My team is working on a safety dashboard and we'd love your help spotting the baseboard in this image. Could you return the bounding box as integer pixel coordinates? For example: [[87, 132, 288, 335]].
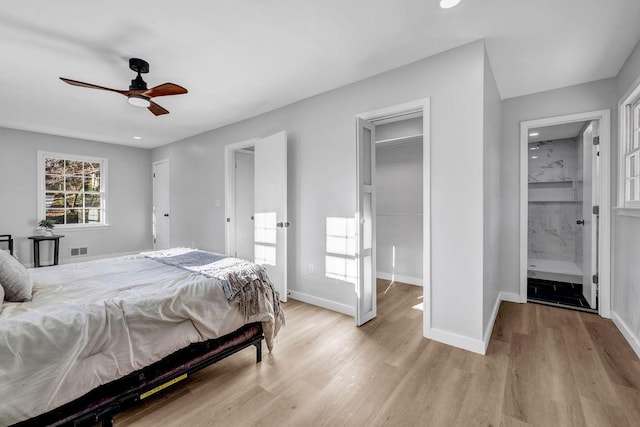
[[500, 292, 522, 303], [376, 271, 423, 286], [429, 327, 486, 355], [288, 290, 355, 317], [612, 311, 640, 360], [481, 292, 524, 354]]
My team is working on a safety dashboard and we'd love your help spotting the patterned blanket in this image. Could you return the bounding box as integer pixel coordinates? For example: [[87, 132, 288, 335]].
[[142, 248, 285, 350]]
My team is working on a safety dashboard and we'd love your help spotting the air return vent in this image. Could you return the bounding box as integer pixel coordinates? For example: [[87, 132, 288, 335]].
[[70, 247, 88, 257]]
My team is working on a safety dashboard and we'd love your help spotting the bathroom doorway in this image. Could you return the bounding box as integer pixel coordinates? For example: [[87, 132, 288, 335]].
[[520, 110, 611, 316]]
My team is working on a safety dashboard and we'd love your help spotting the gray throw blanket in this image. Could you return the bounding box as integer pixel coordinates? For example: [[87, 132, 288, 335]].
[[143, 248, 285, 350]]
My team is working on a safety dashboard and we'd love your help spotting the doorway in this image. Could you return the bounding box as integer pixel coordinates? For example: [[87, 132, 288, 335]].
[[355, 98, 431, 336], [520, 110, 611, 317], [224, 132, 289, 302], [233, 147, 255, 261], [152, 160, 170, 250], [375, 117, 424, 289]]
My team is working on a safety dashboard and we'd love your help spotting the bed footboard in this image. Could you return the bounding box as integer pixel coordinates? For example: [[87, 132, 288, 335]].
[[12, 323, 264, 427]]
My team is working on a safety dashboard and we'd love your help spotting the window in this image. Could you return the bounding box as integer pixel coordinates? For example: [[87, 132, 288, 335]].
[[621, 88, 640, 208], [325, 217, 357, 285], [624, 101, 640, 204], [37, 151, 108, 227]]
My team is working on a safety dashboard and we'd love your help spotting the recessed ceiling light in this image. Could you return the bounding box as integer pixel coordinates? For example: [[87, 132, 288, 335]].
[[531, 156, 539, 159], [133, 136, 142, 140], [529, 132, 540, 137], [440, 0, 461, 9]]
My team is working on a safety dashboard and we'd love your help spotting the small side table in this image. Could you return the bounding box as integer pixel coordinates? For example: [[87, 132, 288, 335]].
[[0, 234, 13, 255], [28, 235, 65, 268]]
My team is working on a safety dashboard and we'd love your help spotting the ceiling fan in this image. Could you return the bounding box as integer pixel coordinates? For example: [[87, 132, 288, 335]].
[[60, 58, 187, 116]]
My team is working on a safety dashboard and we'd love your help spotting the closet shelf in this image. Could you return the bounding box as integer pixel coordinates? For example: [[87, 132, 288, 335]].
[[529, 200, 579, 203], [528, 180, 574, 186], [375, 134, 423, 147], [377, 213, 423, 217]]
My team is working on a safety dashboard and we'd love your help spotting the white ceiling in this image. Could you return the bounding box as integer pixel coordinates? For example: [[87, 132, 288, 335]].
[[0, 0, 639, 149]]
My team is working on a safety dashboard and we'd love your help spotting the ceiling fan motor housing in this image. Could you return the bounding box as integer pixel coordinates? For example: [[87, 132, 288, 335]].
[[130, 75, 148, 91]]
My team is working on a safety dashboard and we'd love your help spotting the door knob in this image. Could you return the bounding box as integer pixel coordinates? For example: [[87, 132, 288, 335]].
[[576, 220, 584, 225], [164, 213, 170, 217]]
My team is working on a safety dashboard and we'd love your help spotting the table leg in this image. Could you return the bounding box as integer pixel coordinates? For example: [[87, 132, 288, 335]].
[[53, 239, 60, 266], [33, 241, 40, 268]]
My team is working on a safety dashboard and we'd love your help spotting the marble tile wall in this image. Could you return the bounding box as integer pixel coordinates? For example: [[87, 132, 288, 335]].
[[528, 138, 577, 182], [528, 138, 581, 262], [528, 202, 578, 262]]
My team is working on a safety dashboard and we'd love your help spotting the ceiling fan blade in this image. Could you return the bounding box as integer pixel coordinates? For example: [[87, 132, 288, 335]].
[[148, 100, 170, 116], [143, 83, 188, 98], [60, 77, 127, 95]]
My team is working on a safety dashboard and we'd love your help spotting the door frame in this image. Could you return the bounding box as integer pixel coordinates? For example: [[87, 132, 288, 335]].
[[152, 159, 170, 250], [356, 97, 432, 336], [519, 109, 611, 318], [224, 138, 259, 257]]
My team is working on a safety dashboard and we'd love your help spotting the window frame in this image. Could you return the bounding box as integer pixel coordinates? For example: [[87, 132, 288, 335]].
[[37, 151, 109, 229], [620, 85, 640, 209]]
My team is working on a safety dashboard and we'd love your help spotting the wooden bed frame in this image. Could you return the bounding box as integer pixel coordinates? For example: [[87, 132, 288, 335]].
[[12, 323, 264, 427]]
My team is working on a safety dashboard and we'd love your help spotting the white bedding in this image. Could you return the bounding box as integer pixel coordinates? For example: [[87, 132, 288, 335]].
[[0, 253, 268, 425]]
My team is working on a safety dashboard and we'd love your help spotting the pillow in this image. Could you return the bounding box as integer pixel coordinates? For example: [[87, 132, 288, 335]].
[[0, 250, 32, 302]]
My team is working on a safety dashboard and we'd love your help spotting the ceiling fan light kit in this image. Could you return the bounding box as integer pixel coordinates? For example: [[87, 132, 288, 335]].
[[127, 95, 151, 108], [60, 57, 187, 116]]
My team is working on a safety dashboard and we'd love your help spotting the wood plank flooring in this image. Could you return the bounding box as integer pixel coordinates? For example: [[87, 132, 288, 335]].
[[115, 280, 640, 426]]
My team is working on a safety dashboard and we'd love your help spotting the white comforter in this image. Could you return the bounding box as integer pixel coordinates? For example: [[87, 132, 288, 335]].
[[0, 254, 254, 425]]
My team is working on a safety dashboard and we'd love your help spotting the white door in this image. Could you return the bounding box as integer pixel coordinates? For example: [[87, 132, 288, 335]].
[[581, 121, 599, 308], [254, 132, 288, 302], [356, 118, 377, 325], [234, 151, 255, 261], [153, 160, 171, 250]]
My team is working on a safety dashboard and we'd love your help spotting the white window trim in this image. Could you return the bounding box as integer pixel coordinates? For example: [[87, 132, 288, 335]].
[[37, 151, 109, 229], [618, 81, 640, 209]]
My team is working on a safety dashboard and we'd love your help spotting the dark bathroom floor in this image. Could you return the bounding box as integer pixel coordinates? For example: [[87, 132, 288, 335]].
[[527, 278, 594, 311]]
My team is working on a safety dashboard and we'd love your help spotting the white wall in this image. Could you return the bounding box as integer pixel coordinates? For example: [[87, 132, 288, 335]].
[[152, 40, 487, 348], [613, 39, 640, 357], [0, 128, 152, 265], [375, 140, 423, 285], [482, 48, 503, 343], [499, 79, 616, 297]]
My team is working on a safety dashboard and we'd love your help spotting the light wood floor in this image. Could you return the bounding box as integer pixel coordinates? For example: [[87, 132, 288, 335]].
[[115, 280, 640, 426]]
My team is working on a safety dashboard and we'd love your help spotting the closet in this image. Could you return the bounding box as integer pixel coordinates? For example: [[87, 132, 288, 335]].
[[375, 117, 423, 287]]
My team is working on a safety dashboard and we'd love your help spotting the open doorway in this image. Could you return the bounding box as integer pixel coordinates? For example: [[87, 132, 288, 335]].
[[224, 132, 289, 302], [355, 99, 431, 337], [375, 117, 424, 289], [520, 110, 611, 317], [526, 120, 599, 311], [232, 147, 255, 261]]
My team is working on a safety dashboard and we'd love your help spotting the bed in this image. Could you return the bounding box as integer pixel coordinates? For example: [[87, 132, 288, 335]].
[[0, 248, 285, 426]]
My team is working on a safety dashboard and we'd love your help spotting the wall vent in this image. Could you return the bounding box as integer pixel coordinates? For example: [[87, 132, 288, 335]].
[[70, 247, 88, 257]]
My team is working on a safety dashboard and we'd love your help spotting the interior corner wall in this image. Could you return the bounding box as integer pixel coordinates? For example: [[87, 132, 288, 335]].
[[482, 48, 503, 342], [0, 128, 153, 265], [613, 39, 640, 357], [152, 40, 487, 348], [499, 79, 617, 298]]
